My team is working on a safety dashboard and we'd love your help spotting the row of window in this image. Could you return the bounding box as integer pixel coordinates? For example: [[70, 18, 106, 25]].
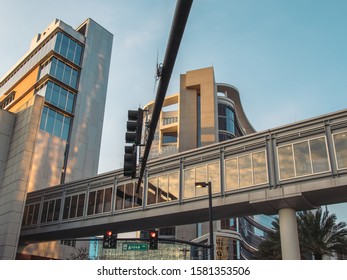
[[37, 81, 75, 113], [162, 132, 178, 144], [148, 173, 179, 205], [218, 103, 235, 135], [0, 91, 15, 109], [162, 117, 178, 126], [22, 132, 347, 225], [277, 137, 330, 180], [0, 32, 56, 95], [39, 57, 79, 89], [40, 106, 71, 140], [54, 32, 83, 65]]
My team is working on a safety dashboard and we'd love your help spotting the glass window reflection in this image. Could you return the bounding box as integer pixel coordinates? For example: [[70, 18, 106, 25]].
[[334, 132, 347, 169]]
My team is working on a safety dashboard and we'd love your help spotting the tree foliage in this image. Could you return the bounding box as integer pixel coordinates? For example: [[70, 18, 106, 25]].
[[255, 208, 347, 260]]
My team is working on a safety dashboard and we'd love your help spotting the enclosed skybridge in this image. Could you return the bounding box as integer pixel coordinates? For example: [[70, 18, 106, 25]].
[[20, 109, 347, 245]]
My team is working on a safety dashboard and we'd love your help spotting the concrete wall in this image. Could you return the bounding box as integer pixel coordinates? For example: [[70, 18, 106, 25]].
[[0, 96, 43, 259], [65, 19, 113, 182], [0, 110, 15, 188]]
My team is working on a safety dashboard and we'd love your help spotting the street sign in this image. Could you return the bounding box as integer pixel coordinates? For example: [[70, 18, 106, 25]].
[[122, 243, 148, 251]]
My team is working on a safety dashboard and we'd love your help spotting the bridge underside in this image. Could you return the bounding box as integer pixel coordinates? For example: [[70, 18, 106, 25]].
[[20, 174, 347, 244]]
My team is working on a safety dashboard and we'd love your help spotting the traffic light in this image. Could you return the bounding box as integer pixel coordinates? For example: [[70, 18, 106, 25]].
[[149, 230, 158, 250], [103, 230, 117, 249], [123, 144, 137, 178], [123, 108, 144, 178], [125, 109, 144, 145]]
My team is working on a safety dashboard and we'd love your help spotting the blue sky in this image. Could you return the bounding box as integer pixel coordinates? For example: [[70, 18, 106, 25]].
[[1, 0, 347, 220]]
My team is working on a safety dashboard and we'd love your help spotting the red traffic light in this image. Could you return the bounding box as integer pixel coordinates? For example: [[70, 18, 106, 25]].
[[106, 230, 112, 237], [150, 231, 157, 238]]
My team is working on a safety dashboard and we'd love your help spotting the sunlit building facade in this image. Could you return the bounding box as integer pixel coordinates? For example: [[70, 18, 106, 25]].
[[143, 67, 272, 259], [0, 18, 113, 259]]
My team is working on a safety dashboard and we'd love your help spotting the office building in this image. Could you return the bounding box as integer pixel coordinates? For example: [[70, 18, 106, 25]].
[[0, 18, 113, 259], [142, 67, 272, 259]]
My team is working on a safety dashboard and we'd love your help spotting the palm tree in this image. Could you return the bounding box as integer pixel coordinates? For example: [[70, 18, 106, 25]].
[[297, 208, 347, 260], [255, 208, 347, 260]]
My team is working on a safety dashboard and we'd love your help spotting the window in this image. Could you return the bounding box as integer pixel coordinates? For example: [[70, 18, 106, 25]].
[[333, 131, 347, 169], [22, 203, 40, 226], [115, 183, 143, 210], [62, 193, 85, 220], [40, 106, 71, 140], [54, 32, 83, 65], [225, 150, 268, 190], [43, 57, 79, 89], [277, 137, 330, 180], [218, 103, 235, 136], [0, 91, 15, 109], [162, 132, 177, 144], [183, 162, 220, 199], [87, 187, 112, 215], [40, 199, 61, 223]]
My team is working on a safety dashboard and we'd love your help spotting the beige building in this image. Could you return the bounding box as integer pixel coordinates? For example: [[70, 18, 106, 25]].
[[143, 67, 270, 259], [0, 18, 113, 259]]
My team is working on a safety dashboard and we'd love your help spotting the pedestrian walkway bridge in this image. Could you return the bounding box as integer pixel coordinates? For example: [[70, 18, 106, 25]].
[[20, 109, 347, 243]]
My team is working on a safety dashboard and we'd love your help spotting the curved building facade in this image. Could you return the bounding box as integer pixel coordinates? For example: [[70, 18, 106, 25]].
[[142, 67, 272, 259]]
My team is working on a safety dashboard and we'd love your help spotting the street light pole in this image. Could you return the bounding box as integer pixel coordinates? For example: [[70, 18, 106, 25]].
[[195, 181, 214, 260]]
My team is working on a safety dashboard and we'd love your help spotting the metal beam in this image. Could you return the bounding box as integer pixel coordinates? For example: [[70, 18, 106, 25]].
[[137, 0, 193, 191]]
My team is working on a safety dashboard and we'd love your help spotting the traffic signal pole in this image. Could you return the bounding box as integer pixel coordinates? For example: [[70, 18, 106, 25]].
[[136, 0, 193, 192]]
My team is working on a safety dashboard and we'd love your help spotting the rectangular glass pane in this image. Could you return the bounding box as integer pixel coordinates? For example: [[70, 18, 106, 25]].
[[47, 201, 54, 222], [74, 44, 83, 65], [103, 188, 112, 212], [278, 145, 295, 180], [147, 177, 158, 205], [134, 185, 143, 207], [46, 108, 55, 134], [225, 158, 238, 190], [124, 183, 133, 209], [95, 189, 104, 214], [334, 132, 347, 169], [66, 92, 74, 113], [40, 106, 48, 131], [51, 83, 60, 106], [69, 195, 78, 218], [32, 203, 40, 225], [62, 66, 71, 85], [168, 172, 179, 201], [293, 141, 312, 176], [77, 194, 85, 217], [41, 201, 48, 223], [208, 162, 220, 193], [195, 166, 207, 196], [87, 191, 96, 215], [58, 88, 67, 110], [115, 185, 124, 210], [53, 113, 63, 137], [184, 168, 195, 199], [67, 39, 76, 61], [53, 199, 61, 221], [56, 60, 64, 81], [62, 117, 70, 140], [252, 151, 268, 185], [27, 205, 34, 225], [310, 137, 329, 173], [239, 154, 252, 187], [158, 175, 168, 203], [70, 69, 78, 89], [63, 197, 71, 219], [61, 35, 69, 57]]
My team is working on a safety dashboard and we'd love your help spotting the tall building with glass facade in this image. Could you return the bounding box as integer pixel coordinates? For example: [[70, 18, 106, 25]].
[[142, 67, 272, 259], [0, 18, 113, 259]]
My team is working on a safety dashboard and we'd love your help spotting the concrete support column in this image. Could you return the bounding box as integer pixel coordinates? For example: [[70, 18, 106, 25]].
[[279, 208, 301, 260]]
